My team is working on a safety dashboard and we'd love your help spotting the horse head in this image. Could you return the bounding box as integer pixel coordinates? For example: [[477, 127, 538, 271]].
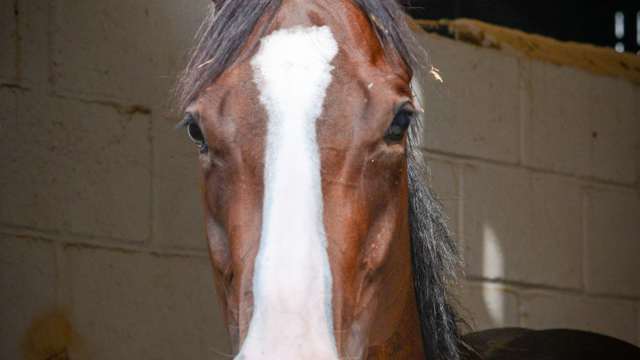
[[176, 1, 460, 358]]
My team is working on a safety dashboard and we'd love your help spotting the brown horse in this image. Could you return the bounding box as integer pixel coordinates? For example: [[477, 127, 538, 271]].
[[175, 1, 640, 359]]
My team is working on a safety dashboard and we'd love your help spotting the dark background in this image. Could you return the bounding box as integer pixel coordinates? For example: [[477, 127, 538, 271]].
[[402, 0, 640, 54]]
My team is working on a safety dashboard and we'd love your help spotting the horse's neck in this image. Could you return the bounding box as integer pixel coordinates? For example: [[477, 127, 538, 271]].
[[367, 278, 425, 359]]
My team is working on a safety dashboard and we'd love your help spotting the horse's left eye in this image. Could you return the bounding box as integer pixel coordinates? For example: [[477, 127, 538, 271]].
[[384, 108, 414, 143]]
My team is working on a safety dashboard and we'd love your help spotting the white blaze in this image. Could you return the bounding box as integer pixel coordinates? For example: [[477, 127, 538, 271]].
[[237, 26, 339, 359]]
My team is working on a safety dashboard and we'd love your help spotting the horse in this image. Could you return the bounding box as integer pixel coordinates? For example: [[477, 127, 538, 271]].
[[174, 1, 640, 359]]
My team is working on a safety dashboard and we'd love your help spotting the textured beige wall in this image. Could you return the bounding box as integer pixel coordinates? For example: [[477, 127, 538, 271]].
[[0, 1, 638, 359], [418, 33, 640, 345]]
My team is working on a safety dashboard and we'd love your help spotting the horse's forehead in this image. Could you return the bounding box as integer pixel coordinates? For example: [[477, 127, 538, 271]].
[[273, 0, 389, 62], [210, 0, 390, 78], [204, 0, 410, 118]]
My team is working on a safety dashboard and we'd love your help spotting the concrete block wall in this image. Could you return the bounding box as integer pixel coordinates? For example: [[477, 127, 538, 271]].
[[0, 1, 230, 359], [0, 2, 638, 359], [419, 33, 640, 345]]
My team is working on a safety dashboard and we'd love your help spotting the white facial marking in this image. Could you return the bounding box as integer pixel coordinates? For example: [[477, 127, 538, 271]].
[[238, 26, 339, 359]]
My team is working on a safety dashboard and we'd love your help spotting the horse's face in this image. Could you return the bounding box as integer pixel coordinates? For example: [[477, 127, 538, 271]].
[[183, 1, 418, 358]]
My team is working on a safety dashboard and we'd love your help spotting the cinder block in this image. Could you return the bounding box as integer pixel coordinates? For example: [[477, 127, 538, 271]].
[[586, 188, 640, 297], [153, 114, 208, 250], [636, 85, 640, 185], [463, 164, 582, 288], [65, 246, 230, 360], [0, 93, 151, 241], [417, 34, 520, 163], [525, 61, 638, 183], [458, 281, 519, 331], [0, 235, 57, 360], [18, 0, 49, 86], [521, 291, 637, 345], [525, 63, 590, 176], [0, 0, 17, 81], [0, 87, 17, 128], [425, 157, 460, 242], [149, 0, 211, 77], [51, 0, 208, 105], [588, 77, 638, 183]]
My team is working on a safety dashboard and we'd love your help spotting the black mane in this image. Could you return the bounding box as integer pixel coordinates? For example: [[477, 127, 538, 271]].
[[176, 1, 463, 359], [407, 125, 463, 360]]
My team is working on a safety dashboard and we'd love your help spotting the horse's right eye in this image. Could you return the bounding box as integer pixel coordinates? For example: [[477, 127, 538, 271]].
[[179, 114, 208, 153], [187, 122, 205, 146]]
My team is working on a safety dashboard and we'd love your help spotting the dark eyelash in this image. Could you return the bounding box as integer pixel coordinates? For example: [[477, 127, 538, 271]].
[[176, 113, 196, 130]]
